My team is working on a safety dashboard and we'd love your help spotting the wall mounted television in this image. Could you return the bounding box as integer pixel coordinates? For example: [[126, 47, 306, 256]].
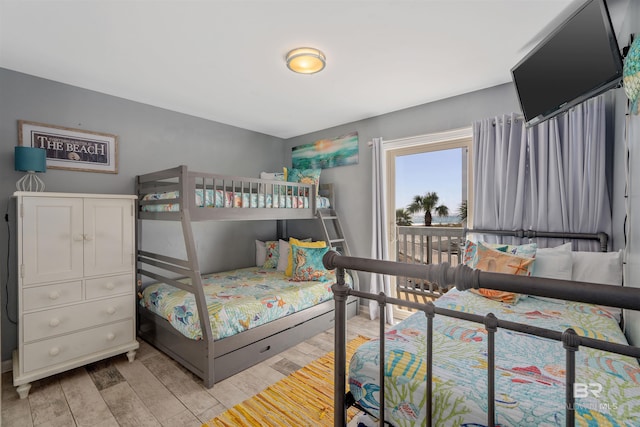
[[511, 0, 623, 127]]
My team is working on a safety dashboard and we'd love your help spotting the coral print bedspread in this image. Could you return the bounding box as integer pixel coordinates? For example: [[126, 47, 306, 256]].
[[141, 189, 331, 211], [349, 289, 640, 426], [140, 267, 338, 340]]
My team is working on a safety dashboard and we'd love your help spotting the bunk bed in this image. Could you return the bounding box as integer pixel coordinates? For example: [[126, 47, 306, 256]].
[[135, 165, 358, 388], [326, 231, 640, 427]]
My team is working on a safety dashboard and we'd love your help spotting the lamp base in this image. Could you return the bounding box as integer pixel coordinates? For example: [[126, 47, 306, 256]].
[[16, 172, 45, 192]]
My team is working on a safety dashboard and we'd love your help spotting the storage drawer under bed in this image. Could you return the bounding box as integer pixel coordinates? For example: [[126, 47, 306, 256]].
[[213, 297, 358, 382], [137, 296, 358, 386]]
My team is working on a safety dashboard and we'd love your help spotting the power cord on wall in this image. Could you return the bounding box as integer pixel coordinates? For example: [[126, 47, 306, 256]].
[[624, 102, 630, 251], [5, 202, 17, 324], [622, 99, 631, 334]]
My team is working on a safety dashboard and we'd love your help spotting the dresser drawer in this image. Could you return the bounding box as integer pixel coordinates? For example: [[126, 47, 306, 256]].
[[23, 281, 82, 311], [86, 274, 133, 299], [23, 295, 133, 343], [22, 319, 134, 373]]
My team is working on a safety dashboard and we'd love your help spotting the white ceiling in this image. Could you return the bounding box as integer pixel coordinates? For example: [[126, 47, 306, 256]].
[[1, 0, 612, 139]]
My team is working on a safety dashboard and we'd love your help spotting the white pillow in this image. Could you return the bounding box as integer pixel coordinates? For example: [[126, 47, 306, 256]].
[[532, 243, 573, 281], [255, 240, 267, 266], [571, 250, 623, 286], [571, 250, 623, 322], [276, 239, 290, 271], [260, 171, 285, 194], [537, 242, 572, 254], [260, 171, 284, 180]]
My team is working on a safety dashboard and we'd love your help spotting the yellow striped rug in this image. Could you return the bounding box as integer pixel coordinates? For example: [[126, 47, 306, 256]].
[[203, 335, 370, 427]]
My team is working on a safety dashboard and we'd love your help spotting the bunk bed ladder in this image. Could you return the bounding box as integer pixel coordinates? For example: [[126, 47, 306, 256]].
[[317, 208, 359, 291]]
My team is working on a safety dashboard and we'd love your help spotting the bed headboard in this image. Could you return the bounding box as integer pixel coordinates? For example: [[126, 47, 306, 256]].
[[466, 228, 609, 252]]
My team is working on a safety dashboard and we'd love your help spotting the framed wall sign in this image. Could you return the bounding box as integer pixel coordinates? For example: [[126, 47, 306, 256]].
[[18, 120, 119, 174]]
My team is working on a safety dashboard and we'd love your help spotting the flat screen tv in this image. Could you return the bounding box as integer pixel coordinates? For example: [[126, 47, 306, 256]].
[[511, 0, 623, 126]]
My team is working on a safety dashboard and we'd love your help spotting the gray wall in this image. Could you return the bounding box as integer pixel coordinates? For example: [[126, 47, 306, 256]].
[[0, 69, 286, 361], [284, 82, 524, 288]]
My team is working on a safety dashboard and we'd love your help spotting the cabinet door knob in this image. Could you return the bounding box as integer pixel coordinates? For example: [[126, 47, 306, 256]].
[[49, 318, 60, 327], [49, 347, 60, 357], [105, 282, 115, 290], [106, 307, 116, 315], [73, 235, 84, 242], [49, 291, 60, 300], [106, 333, 116, 341]]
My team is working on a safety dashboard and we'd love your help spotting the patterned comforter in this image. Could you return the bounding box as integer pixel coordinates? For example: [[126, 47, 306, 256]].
[[349, 289, 640, 426], [141, 189, 331, 211], [140, 267, 342, 341]]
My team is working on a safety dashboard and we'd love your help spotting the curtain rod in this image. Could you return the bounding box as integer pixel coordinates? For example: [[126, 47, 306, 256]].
[[367, 117, 524, 147], [492, 113, 524, 126]]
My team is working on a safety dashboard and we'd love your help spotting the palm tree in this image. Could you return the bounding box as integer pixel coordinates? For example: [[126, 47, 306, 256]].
[[458, 200, 467, 224], [395, 208, 413, 226], [407, 192, 449, 226]]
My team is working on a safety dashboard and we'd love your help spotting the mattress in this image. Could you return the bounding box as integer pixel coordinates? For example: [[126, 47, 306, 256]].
[[140, 266, 344, 341], [141, 189, 331, 211], [349, 288, 640, 426]]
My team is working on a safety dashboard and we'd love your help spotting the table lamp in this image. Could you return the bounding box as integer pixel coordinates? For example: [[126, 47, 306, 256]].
[[15, 146, 47, 192]]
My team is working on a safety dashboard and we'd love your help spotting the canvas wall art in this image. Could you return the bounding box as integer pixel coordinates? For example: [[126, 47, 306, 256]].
[[292, 131, 359, 169]]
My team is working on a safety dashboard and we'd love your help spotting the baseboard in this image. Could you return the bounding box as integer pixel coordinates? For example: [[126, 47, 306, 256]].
[[2, 359, 12, 374]]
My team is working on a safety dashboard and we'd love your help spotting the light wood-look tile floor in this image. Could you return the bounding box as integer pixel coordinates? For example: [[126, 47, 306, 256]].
[[1, 314, 382, 427]]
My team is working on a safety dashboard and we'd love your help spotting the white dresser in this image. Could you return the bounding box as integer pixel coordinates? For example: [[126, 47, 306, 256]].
[[13, 192, 139, 398]]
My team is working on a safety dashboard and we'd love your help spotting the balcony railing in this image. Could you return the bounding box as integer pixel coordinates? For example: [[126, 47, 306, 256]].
[[395, 225, 465, 308]]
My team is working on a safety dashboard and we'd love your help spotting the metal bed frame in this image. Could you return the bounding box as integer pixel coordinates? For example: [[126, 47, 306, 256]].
[[326, 231, 640, 427], [135, 165, 357, 387]]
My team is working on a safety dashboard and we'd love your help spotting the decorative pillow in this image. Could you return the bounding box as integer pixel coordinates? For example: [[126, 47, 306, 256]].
[[499, 242, 538, 258], [261, 240, 280, 269], [260, 170, 286, 195], [255, 240, 267, 266], [470, 242, 536, 304], [462, 240, 507, 267], [285, 237, 327, 276], [276, 238, 312, 271], [285, 167, 322, 197], [291, 245, 331, 281]]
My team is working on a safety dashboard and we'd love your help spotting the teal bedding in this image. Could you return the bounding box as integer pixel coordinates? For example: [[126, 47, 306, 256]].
[[349, 288, 640, 426], [140, 266, 340, 341], [141, 189, 331, 211]]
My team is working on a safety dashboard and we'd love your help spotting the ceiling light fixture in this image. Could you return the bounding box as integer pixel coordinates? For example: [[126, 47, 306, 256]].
[[286, 47, 326, 74]]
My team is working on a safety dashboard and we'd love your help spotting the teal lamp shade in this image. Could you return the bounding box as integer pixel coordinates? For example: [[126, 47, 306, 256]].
[[15, 146, 47, 191]]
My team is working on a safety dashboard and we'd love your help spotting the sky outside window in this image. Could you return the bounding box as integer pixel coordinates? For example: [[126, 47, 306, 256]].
[[396, 149, 463, 223]]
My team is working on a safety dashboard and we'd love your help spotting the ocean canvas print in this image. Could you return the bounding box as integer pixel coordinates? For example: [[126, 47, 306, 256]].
[[292, 131, 359, 169]]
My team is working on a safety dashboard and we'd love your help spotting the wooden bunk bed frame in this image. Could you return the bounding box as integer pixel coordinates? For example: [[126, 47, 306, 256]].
[[326, 231, 640, 427], [135, 165, 357, 388]]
